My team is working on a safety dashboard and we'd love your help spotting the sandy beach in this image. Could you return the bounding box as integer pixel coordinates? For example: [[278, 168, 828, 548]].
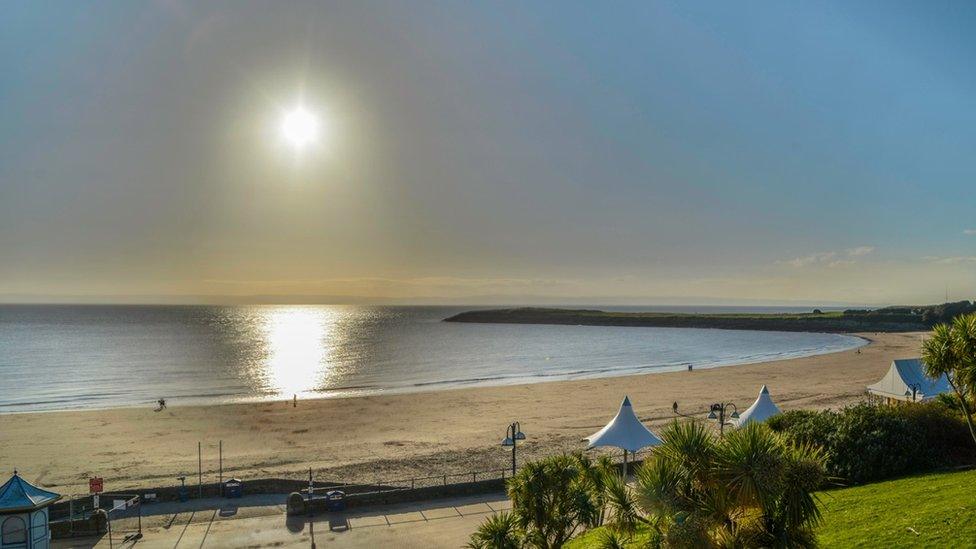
[[0, 331, 923, 494]]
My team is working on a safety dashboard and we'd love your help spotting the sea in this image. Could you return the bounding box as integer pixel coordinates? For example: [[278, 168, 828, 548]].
[[0, 305, 866, 413]]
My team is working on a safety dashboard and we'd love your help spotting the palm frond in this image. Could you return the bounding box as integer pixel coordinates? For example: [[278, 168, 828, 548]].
[[467, 511, 523, 549], [602, 471, 642, 534], [595, 528, 630, 549]]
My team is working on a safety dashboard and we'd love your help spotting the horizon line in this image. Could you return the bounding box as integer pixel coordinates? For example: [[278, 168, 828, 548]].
[[0, 293, 906, 308]]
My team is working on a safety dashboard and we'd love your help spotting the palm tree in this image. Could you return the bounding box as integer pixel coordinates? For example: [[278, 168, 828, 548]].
[[504, 453, 602, 548], [573, 453, 617, 528], [631, 420, 826, 548], [921, 314, 976, 445], [634, 420, 727, 546], [468, 424, 826, 548], [599, 470, 640, 531], [467, 511, 523, 549]]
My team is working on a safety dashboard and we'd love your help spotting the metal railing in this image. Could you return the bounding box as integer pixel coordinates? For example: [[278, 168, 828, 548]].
[[104, 494, 142, 549], [49, 440, 654, 515], [303, 467, 511, 498]]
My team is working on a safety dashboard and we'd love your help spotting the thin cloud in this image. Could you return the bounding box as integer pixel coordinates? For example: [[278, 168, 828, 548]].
[[780, 252, 837, 268], [200, 276, 582, 295], [930, 256, 976, 264], [845, 246, 875, 256], [780, 245, 874, 268], [964, 229, 976, 235]]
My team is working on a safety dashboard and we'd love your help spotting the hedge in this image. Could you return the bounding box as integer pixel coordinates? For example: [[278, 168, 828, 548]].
[[766, 401, 974, 485]]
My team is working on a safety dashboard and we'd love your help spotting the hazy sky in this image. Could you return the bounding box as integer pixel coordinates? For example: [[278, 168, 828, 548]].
[[2, 1, 975, 305]]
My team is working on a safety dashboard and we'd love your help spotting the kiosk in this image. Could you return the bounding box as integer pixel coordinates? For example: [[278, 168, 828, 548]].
[[0, 472, 61, 549]]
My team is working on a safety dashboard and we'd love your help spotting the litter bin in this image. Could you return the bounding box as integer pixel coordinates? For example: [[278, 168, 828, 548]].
[[224, 478, 243, 499], [325, 490, 345, 511]]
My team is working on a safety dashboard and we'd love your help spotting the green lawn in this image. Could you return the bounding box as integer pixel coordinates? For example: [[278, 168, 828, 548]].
[[817, 468, 976, 548], [567, 468, 976, 548]]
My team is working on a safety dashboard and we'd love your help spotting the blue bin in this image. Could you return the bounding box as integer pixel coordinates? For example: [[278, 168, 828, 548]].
[[224, 479, 243, 499], [325, 490, 345, 511]]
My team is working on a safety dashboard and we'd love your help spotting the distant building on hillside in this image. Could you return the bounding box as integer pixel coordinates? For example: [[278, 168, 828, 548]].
[[867, 358, 951, 404]]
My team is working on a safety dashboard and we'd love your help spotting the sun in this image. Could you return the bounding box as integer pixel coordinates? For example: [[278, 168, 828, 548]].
[[279, 106, 321, 151]]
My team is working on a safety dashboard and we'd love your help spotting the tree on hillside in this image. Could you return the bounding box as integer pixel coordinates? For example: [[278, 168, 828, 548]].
[[921, 313, 976, 445]]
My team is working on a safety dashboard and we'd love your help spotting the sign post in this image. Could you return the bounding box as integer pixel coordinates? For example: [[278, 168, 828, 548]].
[[90, 477, 103, 509]]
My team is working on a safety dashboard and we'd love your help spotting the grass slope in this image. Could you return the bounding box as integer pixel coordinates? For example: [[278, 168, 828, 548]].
[[566, 468, 976, 548], [817, 468, 976, 548]]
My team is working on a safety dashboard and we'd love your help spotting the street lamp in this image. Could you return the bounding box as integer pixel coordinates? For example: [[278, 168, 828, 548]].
[[905, 383, 921, 402], [176, 475, 188, 503], [708, 402, 739, 436], [501, 421, 526, 476]]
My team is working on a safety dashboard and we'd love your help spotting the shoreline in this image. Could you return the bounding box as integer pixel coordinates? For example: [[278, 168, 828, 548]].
[[0, 329, 868, 416], [0, 331, 921, 494]]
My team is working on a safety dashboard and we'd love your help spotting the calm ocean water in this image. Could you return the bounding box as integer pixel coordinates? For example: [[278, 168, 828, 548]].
[[0, 305, 865, 413]]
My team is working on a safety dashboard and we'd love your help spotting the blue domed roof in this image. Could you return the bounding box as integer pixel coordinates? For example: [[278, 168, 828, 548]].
[[0, 472, 61, 513]]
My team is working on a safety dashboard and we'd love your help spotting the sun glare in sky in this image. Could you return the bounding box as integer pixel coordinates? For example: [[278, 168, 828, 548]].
[[279, 105, 321, 151]]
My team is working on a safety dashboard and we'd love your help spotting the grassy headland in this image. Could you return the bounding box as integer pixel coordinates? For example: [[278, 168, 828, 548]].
[[445, 302, 976, 333]]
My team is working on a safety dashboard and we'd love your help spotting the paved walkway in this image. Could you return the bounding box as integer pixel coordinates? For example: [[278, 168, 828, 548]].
[[53, 492, 510, 548]]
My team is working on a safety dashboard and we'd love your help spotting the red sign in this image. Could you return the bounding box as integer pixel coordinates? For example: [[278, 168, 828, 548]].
[[89, 477, 103, 494]]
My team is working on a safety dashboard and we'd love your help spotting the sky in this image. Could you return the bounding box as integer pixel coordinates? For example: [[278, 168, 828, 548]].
[[1, 1, 975, 306]]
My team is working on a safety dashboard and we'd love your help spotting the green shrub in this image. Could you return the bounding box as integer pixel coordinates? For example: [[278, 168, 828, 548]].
[[469, 453, 613, 548], [934, 392, 976, 415], [767, 401, 973, 485]]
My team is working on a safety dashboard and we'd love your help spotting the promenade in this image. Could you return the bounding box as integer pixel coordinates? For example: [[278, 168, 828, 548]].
[[53, 492, 510, 548]]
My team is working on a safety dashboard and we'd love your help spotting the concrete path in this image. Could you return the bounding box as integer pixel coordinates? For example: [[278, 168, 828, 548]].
[[53, 492, 510, 548]]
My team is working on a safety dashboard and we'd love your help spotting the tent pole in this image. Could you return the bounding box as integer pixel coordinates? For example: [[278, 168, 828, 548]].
[[622, 450, 628, 477]]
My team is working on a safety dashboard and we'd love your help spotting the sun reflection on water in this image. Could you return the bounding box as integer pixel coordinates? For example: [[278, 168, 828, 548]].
[[259, 306, 335, 397]]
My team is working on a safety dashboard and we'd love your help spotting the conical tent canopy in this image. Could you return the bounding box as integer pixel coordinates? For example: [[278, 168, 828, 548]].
[[0, 472, 61, 513], [584, 396, 662, 452], [733, 385, 781, 427], [867, 359, 951, 402]]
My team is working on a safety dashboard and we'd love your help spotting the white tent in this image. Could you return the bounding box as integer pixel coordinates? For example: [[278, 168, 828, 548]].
[[733, 385, 781, 427], [867, 358, 951, 403], [584, 396, 662, 474]]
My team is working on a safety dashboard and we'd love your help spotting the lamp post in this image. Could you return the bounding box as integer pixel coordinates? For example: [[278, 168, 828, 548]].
[[176, 475, 188, 503], [501, 421, 526, 476], [905, 383, 921, 402], [708, 402, 739, 436]]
